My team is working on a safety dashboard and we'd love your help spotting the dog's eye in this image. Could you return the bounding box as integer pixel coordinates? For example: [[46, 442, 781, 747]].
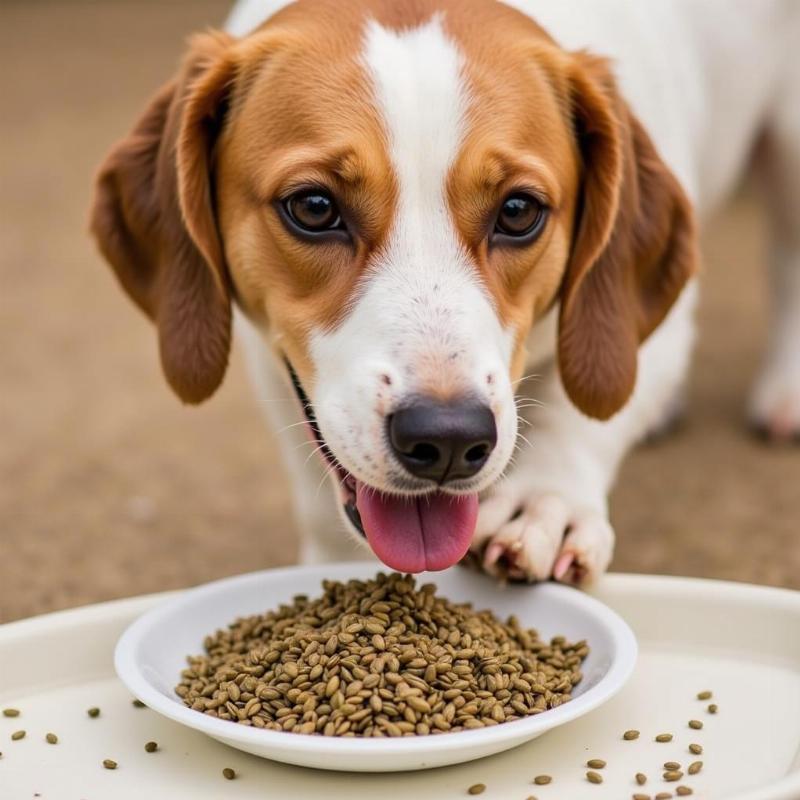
[[494, 193, 547, 241], [283, 190, 343, 233]]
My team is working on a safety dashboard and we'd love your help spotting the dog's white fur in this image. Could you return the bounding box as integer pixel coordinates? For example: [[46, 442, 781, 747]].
[[230, 0, 800, 577]]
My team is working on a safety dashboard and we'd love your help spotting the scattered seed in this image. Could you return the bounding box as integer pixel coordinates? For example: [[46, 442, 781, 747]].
[[636, 773, 647, 785], [467, 784, 486, 795], [696, 691, 712, 700], [663, 770, 683, 782], [633, 795, 651, 800], [623, 729, 640, 740], [587, 759, 606, 769], [688, 720, 703, 730], [707, 704, 718, 714], [655, 733, 673, 743], [45, 733, 58, 744], [688, 761, 702, 775], [676, 788, 692, 796], [132, 700, 146, 709], [688, 743, 702, 755], [11, 731, 25, 741], [655, 794, 673, 800], [664, 762, 681, 770], [533, 775, 552, 785], [222, 767, 236, 780], [144, 741, 158, 753], [586, 770, 603, 784], [2, 709, 20, 718], [103, 759, 117, 770], [87, 707, 100, 718]]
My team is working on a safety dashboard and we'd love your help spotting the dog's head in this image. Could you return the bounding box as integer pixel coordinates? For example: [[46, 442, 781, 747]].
[[90, 0, 696, 572]]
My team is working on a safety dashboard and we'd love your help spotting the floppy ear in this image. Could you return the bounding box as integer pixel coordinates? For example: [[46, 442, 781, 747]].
[[557, 53, 698, 420], [90, 32, 236, 404]]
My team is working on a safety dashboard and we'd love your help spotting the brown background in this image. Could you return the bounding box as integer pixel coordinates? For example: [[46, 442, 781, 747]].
[[1, 1, 798, 623]]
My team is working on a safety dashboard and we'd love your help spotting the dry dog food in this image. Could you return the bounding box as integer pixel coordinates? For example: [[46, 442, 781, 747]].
[[176, 572, 588, 737]]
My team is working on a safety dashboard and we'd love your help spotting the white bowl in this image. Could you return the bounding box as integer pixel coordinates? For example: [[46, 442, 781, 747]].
[[114, 563, 636, 772]]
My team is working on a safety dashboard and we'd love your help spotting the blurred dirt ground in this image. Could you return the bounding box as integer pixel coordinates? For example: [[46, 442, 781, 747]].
[[1, 1, 798, 623]]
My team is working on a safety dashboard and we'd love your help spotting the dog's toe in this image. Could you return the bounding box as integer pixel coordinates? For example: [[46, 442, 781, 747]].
[[553, 511, 615, 586], [749, 370, 800, 443]]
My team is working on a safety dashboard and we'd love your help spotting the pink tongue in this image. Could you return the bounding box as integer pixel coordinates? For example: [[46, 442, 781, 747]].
[[356, 483, 478, 573]]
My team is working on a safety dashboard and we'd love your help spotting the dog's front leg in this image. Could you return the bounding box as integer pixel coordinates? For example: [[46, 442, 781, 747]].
[[471, 286, 697, 585]]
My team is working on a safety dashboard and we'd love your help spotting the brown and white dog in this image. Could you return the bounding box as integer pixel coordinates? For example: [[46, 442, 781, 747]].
[[90, 0, 800, 583]]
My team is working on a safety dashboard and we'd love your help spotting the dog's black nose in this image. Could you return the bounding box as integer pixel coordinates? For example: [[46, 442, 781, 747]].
[[388, 400, 497, 484]]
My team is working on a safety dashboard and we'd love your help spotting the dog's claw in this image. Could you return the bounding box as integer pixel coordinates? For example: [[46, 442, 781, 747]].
[[552, 551, 574, 581]]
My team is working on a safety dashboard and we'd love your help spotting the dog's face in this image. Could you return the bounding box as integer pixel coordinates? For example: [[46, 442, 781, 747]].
[[91, 0, 695, 572]]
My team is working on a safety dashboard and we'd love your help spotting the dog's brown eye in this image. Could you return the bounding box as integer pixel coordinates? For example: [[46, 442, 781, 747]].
[[283, 190, 343, 233], [494, 193, 546, 240]]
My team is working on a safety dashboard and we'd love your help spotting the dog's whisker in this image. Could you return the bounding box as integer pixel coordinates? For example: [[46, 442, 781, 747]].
[[275, 419, 314, 437], [291, 438, 325, 453], [314, 463, 340, 499], [302, 442, 330, 467], [516, 432, 534, 450], [510, 373, 542, 387]]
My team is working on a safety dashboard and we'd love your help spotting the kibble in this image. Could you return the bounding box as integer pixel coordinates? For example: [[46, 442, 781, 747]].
[[177, 573, 588, 738], [688, 720, 703, 730], [222, 767, 236, 780], [10, 730, 25, 741], [586, 770, 603, 784], [707, 703, 718, 714], [687, 761, 702, 775], [587, 759, 606, 769], [696, 691, 712, 700], [533, 775, 552, 785], [688, 743, 702, 755], [87, 707, 100, 718], [144, 741, 158, 753], [655, 733, 673, 743], [103, 759, 117, 770], [2, 709, 19, 718], [676, 788, 692, 797], [467, 784, 486, 795], [663, 770, 683, 782], [45, 733, 58, 744], [636, 773, 647, 785], [623, 729, 640, 740]]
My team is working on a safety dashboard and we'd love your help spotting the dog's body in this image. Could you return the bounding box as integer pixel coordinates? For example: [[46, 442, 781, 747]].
[[92, 0, 800, 583]]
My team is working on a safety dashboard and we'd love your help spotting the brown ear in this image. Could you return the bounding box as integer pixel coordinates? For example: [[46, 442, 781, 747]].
[[90, 32, 236, 404], [557, 53, 698, 420]]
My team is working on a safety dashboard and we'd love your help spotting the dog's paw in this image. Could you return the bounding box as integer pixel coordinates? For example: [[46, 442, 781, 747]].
[[471, 491, 614, 586], [749, 362, 800, 442]]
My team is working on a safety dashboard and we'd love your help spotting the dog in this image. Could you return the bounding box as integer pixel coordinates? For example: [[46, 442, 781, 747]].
[[90, 0, 800, 585]]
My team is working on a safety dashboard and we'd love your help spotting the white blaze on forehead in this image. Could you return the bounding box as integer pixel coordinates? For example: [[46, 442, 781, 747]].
[[362, 15, 467, 232]]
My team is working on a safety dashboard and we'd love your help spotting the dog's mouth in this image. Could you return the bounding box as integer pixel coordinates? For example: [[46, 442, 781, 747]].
[[286, 361, 479, 573]]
